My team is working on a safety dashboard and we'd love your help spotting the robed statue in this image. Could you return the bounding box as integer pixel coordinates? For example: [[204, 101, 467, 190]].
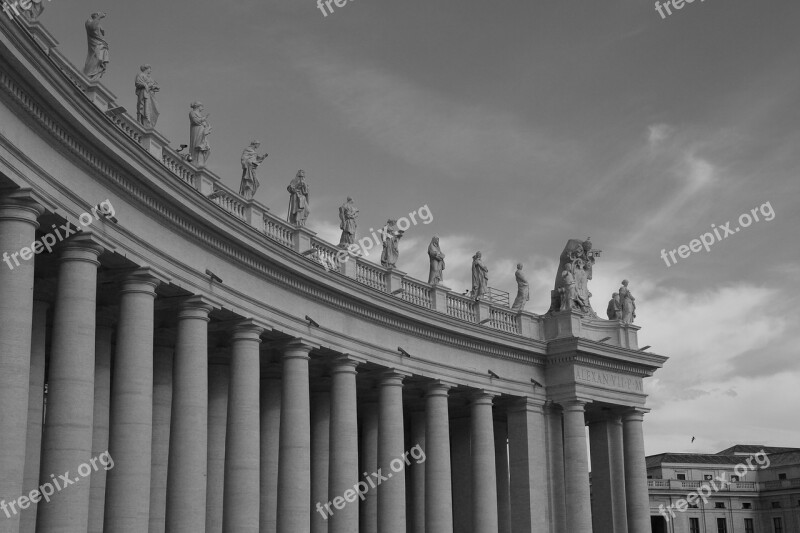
[[547, 237, 600, 317], [607, 292, 621, 320], [338, 197, 358, 247], [239, 141, 267, 200], [83, 13, 109, 81], [619, 280, 637, 324], [427, 236, 445, 285], [287, 170, 310, 226], [380, 219, 404, 269], [511, 263, 529, 311], [135, 65, 160, 128], [189, 102, 212, 167], [471, 251, 489, 300]]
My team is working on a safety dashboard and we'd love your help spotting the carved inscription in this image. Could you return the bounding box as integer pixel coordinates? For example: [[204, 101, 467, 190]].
[[574, 366, 643, 392]]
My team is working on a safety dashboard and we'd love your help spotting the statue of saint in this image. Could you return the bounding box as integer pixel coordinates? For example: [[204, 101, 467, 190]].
[[606, 292, 621, 320], [547, 237, 600, 317], [471, 251, 489, 300], [338, 197, 358, 247], [511, 263, 529, 311], [560, 263, 587, 312], [427, 236, 445, 285], [83, 13, 109, 81], [619, 280, 637, 324], [287, 170, 310, 226], [189, 102, 212, 167], [239, 141, 267, 200], [135, 65, 160, 128], [380, 219, 404, 269]]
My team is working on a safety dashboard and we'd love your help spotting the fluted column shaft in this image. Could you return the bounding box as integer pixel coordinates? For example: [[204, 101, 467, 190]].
[[20, 300, 49, 533], [165, 298, 212, 533], [149, 344, 173, 533], [88, 317, 113, 533], [359, 401, 378, 533], [260, 374, 281, 533], [471, 393, 498, 533], [377, 371, 406, 533], [424, 384, 452, 533], [223, 324, 263, 532], [276, 341, 313, 533], [545, 404, 566, 533], [206, 360, 229, 533], [0, 195, 43, 532], [562, 400, 592, 532], [328, 359, 360, 533], [508, 399, 549, 532], [623, 410, 650, 532], [104, 273, 160, 532], [37, 238, 104, 533], [311, 390, 330, 533]]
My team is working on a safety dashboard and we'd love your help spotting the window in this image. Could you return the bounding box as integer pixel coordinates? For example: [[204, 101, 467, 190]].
[[743, 502, 752, 509], [715, 502, 725, 508], [778, 473, 787, 480], [690, 518, 700, 533], [774, 517, 783, 533], [744, 518, 754, 533], [677, 473, 687, 480], [771, 501, 781, 509], [731, 475, 740, 482], [688, 503, 699, 509], [704, 474, 714, 481], [717, 517, 728, 533]]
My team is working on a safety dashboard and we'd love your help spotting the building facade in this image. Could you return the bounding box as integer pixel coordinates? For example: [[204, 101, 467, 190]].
[[0, 14, 667, 533], [648, 445, 800, 533]]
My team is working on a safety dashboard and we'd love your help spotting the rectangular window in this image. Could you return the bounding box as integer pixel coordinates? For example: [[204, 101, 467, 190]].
[[715, 502, 725, 508], [772, 502, 781, 509], [677, 473, 687, 480], [690, 518, 700, 533], [731, 475, 740, 482], [704, 474, 714, 481], [774, 517, 783, 533], [744, 518, 754, 533], [743, 502, 752, 509], [778, 473, 787, 480], [717, 517, 728, 533]]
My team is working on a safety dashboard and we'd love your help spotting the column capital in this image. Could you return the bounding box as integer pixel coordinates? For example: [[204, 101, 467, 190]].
[[119, 268, 162, 296], [621, 407, 649, 423], [281, 338, 318, 359], [0, 189, 46, 224], [329, 355, 362, 374], [543, 400, 563, 415], [57, 235, 104, 265], [559, 398, 590, 412], [507, 396, 545, 415], [424, 380, 456, 397], [378, 369, 411, 387], [177, 295, 214, 321], [470, 390, 498, 406], [230, 319, 266, 343]]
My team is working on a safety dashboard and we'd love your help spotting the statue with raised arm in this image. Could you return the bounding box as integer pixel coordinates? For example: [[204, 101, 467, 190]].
[[83, 12, 109, 81], [189, 102, 212, 167], [427, 236, 445, 285], [607, 292, 621, 320], [511, 263, 529, 311], [471, 251, 489, 300], [338, 197, 358, 247], [380, 219, 404, 269], [619, 279, 637, 324], [239, 141, 267, 200], [547, 237, 601, 316], [287, 170, 310, 226], [135, 65, 160, 128]]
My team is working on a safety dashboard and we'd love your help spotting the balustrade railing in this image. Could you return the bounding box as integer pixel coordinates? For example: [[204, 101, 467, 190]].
[[356, 260, 387, 292], [263, 217, 294, 248], [447, 293, 476, 322], [489, 307, 519, 333], [209, 185, 246, 221], [311, 240, 342, 273], [162, 149, 196, 188], [401, 279, 432, 309]]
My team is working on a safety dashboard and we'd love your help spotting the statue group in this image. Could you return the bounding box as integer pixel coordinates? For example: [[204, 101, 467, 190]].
[[547, 238, 599, 317]]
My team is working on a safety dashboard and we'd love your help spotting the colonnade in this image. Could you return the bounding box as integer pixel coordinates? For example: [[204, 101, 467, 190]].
[[0, 192, 653, 533]]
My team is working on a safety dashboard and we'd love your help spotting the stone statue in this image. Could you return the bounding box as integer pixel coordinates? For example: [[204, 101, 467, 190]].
[[471, 251, 489, 300], [511, 263, 529, 311], [338, 197, 358, 247], [135, 65, 160, 128], [239, 141, 267, 200], [427, 236, 445, 285], [380, 219, 404, 269], [287, 170, 310, 226], [547, 237, 600, 317], [22, 0, 45, 20], [606, 293, 621, 320], [189, 102, 212, 167], [83, 13, 109, 81], [619, 280, 637, 324]]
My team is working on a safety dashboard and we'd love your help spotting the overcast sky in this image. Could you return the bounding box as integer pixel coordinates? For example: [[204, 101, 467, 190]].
[[35, 0, 800, 456]]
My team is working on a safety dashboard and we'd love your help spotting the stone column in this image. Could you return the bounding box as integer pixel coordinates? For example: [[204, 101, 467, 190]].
[[206, 357, 229, 533], [589, 413, 628, 533], [561, 399, 592, 532], [424, 383, 452, 533], [507, 399, 549, 532], [494, 420, 510, 533], [409, 410, 426, 533], [609, 414, 628, 531], [165, 297, 213, 533], [0, 193, 43, 531], [311, 388, 330, 533], [260, 371, 282, 533], [223, 322, 263, 533], [37, 236, 104, 532], [623, 409, 651, 532], [20, 299, 49, 533], [328, 358, 360, 533], [88, 312, 114, 533], [471, 392, 498, 533], [450, 418, 471, 533], [377, 371, 407, 533], [104, 271, 161, 532], [276, 340, 314, 533], [149, 342, 173, 533], [359, 400, 378, 533], [545, 403, 566, 533]]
